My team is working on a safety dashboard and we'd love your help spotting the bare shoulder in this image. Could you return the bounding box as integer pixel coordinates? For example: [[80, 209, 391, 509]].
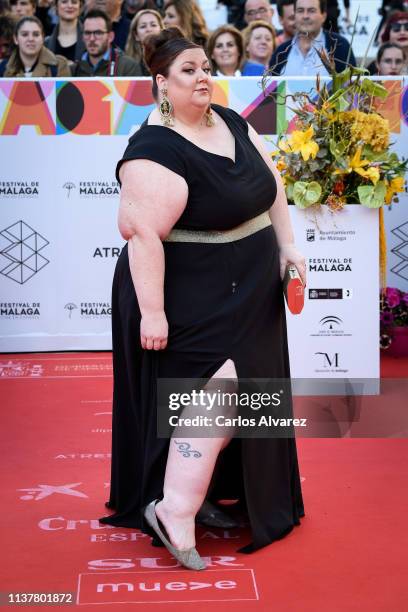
[[247, 123, 265, 151]]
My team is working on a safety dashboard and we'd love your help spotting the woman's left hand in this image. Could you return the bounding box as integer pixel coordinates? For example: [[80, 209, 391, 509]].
[[279, 243, 307, 287]]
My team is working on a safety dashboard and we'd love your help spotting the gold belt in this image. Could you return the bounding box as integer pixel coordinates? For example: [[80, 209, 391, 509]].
[[164, 211, 271, 243]]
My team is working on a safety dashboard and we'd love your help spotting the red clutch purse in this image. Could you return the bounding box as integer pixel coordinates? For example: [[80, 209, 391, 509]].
[[283, 264, 304, 314]]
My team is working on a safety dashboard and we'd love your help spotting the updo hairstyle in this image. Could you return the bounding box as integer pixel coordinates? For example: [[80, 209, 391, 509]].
[[143, 27, 201, 99]]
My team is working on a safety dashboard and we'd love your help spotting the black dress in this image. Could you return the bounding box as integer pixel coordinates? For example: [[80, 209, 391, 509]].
[[99, 103, 304, 552]]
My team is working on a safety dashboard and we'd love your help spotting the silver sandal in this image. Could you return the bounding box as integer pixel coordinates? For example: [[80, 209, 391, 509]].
[[144, 499, 206, 571]]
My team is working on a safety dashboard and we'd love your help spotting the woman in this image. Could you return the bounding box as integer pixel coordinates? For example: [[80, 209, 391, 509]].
[[382, 10, 408, 51], [124, 8, 163, 73], [242, 20, 275, 76], [376, 42, 407, 75], [163, 0, 209, 48], [207, 24, 244, 77], [3, 15, 71, 76], [45, 0, 84, 63], [99, 27, 305, 570], [368, 11, 408, 74]]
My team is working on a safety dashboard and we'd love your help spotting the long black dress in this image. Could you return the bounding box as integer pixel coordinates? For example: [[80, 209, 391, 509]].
[[99, 103, 304, 552]]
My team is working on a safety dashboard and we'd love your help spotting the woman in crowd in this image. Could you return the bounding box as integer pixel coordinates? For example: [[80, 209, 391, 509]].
[[242, 20, 275, 76], [99, 27, 305, 570], [376, 42, 407, 75], [2, 15, 71, 75], [368, 11, 408, 74], [125, 8, 163, 73], [45, 0, 84, 63], [207, 24, 244, 76], [163, 0, 208, 48], [381, 10, 408, 56]]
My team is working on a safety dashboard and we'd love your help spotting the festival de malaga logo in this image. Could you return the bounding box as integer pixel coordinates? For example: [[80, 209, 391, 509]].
[[0, 180, 40, 197], [63, 180, 119, 198], [0, 220, 49, 284]]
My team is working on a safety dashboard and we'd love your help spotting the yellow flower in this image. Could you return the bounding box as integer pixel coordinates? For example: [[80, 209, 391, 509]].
[[278, 138, 291, 153], [385, 176, 405, 204], [339, 110, 390, 152], [279, 126, 319, 161], [347, 147, 369, 172], [290, 126, 319, 161], [343, 147, 379, 184], [359, 166, 380, 185], [276, 159, 286, 172]]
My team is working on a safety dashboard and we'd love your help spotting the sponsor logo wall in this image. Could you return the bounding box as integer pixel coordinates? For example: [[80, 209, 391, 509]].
[[383, 193, 408, 293], [1, 77, 405, 380], [289, 206, 379, 379]]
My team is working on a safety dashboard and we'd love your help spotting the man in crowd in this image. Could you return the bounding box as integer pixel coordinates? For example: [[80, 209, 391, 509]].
[[86, 0, 130, 49], [244, 0, 274, 26], [9, 0, 35, 18], [275, 0, 296, 46], [270, 0, 355, 75], [71, 8, 142, 75]]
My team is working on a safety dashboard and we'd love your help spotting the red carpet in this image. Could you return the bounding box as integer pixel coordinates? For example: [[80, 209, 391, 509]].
[[1, 353, 407, 611]]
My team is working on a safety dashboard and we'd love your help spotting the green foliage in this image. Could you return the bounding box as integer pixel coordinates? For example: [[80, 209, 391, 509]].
[[293, 181, 322, 207], [357, 182, 387, 207]]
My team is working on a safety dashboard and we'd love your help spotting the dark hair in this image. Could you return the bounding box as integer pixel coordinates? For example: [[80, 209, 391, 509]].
[[376, 41, 406, 63], [277, 0, 294, 18], [164, 0, 208, 47], [143, 27, 200, 98], [0, 0, 11, 14], [207, 24, 244, 73], [381, 11, 408, 43], [294, 0, 327, 13], [56, 0, 84, 7], [0, 14, 15, 41], [10, 0, 36, 6], [83, 8, 112, 32], [15, 15, 44, 36]]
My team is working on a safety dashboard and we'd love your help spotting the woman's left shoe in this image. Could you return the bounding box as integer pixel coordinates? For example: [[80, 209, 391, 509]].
[[196, 500, 238, 529], [144, 499, 206, 570]]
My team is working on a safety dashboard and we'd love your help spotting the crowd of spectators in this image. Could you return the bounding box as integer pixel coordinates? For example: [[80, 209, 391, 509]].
[[0, 0, 406, 77]]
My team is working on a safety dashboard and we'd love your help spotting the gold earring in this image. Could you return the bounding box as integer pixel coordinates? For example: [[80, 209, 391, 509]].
[[205, 105, 215, 127], [159, 88, 174, 127]]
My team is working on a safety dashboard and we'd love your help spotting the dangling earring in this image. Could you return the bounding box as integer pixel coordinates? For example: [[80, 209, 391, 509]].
[[205, 105, 215, 127], [159, 88, 174, 127]]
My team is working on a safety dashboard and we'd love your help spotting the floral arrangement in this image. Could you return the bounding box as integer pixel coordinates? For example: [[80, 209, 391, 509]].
[[380, 288, 408, 350], [270, 65, 407, 211]]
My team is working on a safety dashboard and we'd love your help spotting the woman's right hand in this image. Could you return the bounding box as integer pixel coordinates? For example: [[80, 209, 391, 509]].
[[140, 311, 168, 350]]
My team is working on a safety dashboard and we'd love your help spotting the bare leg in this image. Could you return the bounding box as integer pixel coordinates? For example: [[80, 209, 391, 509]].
[[155, 359, 237, 550]]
